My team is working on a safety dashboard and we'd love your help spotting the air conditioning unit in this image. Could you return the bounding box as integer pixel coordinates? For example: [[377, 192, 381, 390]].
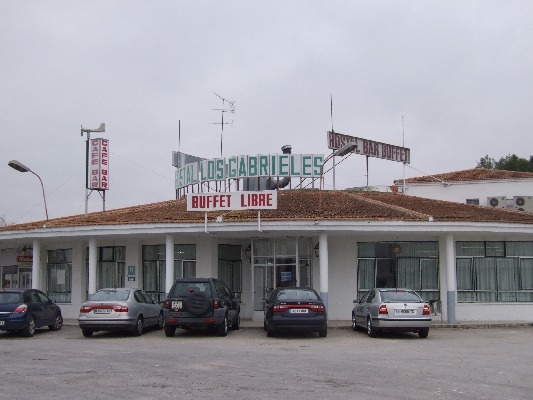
[[487, 196, 506, 208], [513, 196, 533, 212]]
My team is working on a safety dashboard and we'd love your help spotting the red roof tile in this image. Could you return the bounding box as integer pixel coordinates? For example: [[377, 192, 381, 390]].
[[394, 168, 533, 184], [2, 190, 533, 232]]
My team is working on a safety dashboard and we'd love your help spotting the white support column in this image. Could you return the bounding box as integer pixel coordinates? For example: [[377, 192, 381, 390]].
[[165, 234, 175, 295], [88, 238, 97, 296], [319, 233, 329, 310], [31, 239, 41, 290], [445, 234, 456, 324]]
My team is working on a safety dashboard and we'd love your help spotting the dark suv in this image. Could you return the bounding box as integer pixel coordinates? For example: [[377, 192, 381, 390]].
[[162, 278, 240, 337]]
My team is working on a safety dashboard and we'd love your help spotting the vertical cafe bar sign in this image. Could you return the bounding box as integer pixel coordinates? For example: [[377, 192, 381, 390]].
[[89, 138, 110, 190]]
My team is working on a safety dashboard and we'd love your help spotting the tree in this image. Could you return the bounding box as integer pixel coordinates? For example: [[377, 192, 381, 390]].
[[476, 154, 533, 172]]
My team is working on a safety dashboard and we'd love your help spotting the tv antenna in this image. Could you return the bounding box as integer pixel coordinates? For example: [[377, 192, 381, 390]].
[[210, 92, 235, 157]]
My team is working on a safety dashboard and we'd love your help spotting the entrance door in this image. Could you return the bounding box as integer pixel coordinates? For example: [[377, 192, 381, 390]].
[[253, 265, 274, 311], [20, 270, 32, 288]]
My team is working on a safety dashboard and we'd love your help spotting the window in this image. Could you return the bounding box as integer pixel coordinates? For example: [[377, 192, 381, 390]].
[[142, 244, 196, 303], [456, 241, 533, 302], [357, 242, 439, 301], [97, 246, 125, 290], [466, 199, 479, 205], [47, 249, 72, 303], [218, 245, 242, 293]]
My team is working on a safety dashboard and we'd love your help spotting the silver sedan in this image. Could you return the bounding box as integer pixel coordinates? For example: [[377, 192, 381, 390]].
[[352, 288, 432, 338], [78, 288, 163, 337]]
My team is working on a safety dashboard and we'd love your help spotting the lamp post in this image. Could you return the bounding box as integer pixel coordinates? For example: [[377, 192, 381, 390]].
[[80, 123, 105, 214], [319, 143, 358, 209], [8, 160, 49, 220]]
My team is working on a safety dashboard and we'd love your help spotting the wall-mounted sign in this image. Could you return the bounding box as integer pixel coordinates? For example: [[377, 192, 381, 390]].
[[187, 191, 278, 211], [328, 131, 410, 164], [17, 255, 33, 264], [89, 138, 110, 190], [176, 154, 323, 190]]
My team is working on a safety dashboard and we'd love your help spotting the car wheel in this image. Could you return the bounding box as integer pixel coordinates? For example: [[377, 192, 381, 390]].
[[418, 328, 429, 338], [48, 314, 63, 331], [367, 317, 377, 338], [185, 292, 210, 316], [132, 316, 143, 336], [22, 316, 36, 337], [155, 312, 164, 330], [217, 315, 228, 337], [319, 326, 328, 338], [82, 329, 93, 337], [231, 312, 240, 330], [164, 324, 176, 337]]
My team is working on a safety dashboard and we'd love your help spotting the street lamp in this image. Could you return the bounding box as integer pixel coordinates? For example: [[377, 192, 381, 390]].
[[8, 160, 49, 220], [80, 123, 105, 214], [319, 143, 358, 209]]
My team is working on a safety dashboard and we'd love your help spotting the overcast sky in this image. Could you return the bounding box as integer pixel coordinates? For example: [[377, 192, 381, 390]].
[[1, 1, 532, 224]]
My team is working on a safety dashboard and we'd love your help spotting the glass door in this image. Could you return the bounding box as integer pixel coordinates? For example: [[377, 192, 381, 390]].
[[253, 265, 274, 311]]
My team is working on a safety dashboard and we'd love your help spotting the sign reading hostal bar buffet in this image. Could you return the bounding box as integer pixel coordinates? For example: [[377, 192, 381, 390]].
[[328, 131, 410, 164], [187, 191, 277, 211]]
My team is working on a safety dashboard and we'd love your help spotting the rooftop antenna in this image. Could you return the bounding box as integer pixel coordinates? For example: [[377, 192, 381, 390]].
[[331, 94, 337, 189], [178, 120, 181, 152], [402, 116, 406, 193], [210, 93, 235, 158]]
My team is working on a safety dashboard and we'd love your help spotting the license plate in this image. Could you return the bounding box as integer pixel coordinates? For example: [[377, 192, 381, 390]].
[[94, 309, 111, 314], [395, 309, 415, 315], [171, 301, 182, 310], [290, 309, 308, 314]]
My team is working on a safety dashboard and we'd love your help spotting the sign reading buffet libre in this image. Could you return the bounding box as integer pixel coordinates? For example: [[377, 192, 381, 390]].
[[187, 191, 277, 211]]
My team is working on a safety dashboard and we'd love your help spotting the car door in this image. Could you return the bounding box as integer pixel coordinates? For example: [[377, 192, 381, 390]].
[[32, 290, 56, 327], [357, 290, 374, 321], [140, 290, 159, 326], [216, 280, 237, 323]]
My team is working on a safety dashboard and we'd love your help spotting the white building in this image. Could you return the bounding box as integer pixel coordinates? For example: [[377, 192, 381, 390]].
[[2, 189, 533, 324], [394, 168, 533, 211]]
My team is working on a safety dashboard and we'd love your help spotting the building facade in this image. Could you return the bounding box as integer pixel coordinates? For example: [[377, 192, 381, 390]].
[[1, 190, 533, 323]]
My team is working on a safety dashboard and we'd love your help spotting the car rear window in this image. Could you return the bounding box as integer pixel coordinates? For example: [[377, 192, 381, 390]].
[[380, 290, 422, 303], [89, 289, 130, 301], [170, 282, 211, 297], [0, 292, 23, 304], [277, 289, 319, 301]]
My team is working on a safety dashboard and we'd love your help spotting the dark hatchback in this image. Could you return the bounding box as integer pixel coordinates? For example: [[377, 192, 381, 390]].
[[263, 287, 327, 337], [162, 278, 240, 337], [0, 288, 63, 337]]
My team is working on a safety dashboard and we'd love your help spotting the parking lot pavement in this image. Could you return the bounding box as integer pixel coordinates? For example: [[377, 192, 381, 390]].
[[62, 318, 533, 329], [2, 323, 532, 400]]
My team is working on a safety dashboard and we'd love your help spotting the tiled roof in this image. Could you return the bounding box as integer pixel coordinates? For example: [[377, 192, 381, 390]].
[[2, 190, 533, 232], [394, 168, 533, 184]]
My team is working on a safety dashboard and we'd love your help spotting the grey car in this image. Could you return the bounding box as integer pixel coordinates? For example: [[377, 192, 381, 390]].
[[78, 288, 163, 337], [352, 288, 432, 338]]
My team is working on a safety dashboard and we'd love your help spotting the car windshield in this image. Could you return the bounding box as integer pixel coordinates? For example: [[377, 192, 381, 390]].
[[171, 282, 210, 297], [277, 289, 319, 301], [380, 290, 422, 303], [89, 289, 130, 302], [0, 292, 23, 304]]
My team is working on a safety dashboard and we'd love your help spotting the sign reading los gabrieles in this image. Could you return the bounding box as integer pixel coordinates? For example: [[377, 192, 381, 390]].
[[328, 131, 410, 164], [187, 191, 277, 211], [176, 154, 323, 190]]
